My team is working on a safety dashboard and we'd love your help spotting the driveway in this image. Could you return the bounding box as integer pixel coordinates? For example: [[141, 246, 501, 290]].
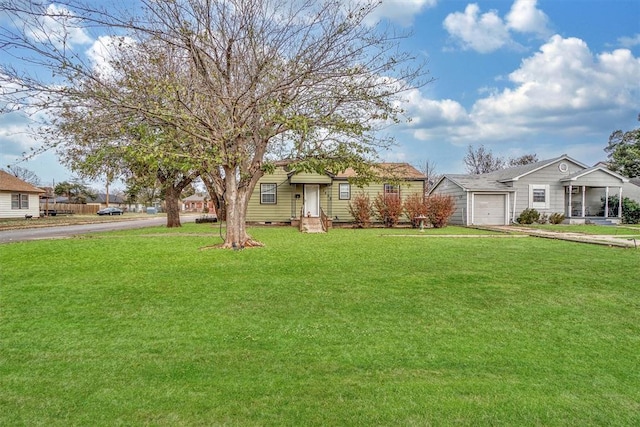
[[0, 215, 197, 244], [484, 225, 639, 249]]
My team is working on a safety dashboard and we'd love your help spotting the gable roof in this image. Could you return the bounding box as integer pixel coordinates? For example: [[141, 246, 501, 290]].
[[439, 174, 515, 192], [86, 193, 127, 204], [492, 154, 587, 183], [560, 166, 628, 183], [334, 163, 426, 180], [0, 170, 45, 193]]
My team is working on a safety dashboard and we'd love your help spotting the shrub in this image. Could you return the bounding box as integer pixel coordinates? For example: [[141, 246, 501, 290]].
[[425, 194, 455, 228], [516, 208, 540, 224], [549, 212, 565, 224], [347, 192, 373, 228], [602, 196, 640, 224], [403, 193, 428, 228], [373, 194, 403, 228]]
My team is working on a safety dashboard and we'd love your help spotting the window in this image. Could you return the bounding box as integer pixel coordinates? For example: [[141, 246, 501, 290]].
[[529, 185, 549, 209], [384, 184, 399, 196], [339, 183, 351, 200], [260, 183, 277, 204], [11, 193, 29, 209]]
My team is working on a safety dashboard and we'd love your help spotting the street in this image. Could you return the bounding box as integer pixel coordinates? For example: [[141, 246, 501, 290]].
[[0, 215, 197, 244]]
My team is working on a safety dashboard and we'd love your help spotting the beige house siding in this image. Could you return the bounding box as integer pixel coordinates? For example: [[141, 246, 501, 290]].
[[0, 192, 41, 219], [246, 168, 293, 222], [247, 166, 426, 224], [330, 180, 424, 223]]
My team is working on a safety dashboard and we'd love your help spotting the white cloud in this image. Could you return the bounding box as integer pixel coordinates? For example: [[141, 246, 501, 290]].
[[443, 0, 551, 53], [505, 0, 551, 37], [472, 35, 640, 131], [366, 0, 438, 26], [395, 36, 640, 145], [86, 35, 136, 78], [618, 34, 640, 48], [443, 4, 511, 53], [26, 4, 92, 48]]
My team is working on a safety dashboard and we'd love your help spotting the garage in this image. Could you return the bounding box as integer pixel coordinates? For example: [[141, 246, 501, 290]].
[[473, 194, 507, 225]]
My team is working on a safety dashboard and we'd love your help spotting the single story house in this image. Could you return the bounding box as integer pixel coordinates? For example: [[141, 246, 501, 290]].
[[0, 169, 45, 219], [86, 193, 127, 210], [182, 194, 216, 214], [246, 162, 427, 227], [429, 155, 629, 226]]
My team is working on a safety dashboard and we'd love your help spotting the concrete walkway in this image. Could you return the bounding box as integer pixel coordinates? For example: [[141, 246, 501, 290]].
[[480, 226, 639, 249]]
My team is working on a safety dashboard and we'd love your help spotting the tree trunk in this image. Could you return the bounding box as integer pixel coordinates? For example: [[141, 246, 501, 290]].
[[220, 167, 263, 248], [165, 187, 182, 228]]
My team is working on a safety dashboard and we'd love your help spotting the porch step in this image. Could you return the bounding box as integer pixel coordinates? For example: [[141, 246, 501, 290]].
[[588, 219, 616, 226], [301, 217, 325, 233]]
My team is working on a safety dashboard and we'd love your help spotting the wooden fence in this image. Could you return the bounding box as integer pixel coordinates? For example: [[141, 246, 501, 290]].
[[39, 203, 100, 215]]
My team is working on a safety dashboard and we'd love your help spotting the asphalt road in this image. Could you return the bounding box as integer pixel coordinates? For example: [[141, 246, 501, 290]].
[[0, 215, 194, 244]]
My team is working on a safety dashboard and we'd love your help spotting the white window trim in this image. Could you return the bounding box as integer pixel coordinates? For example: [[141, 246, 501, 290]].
[[339, 183, 350, 200], [11, 193, 30, 209], [529, 184, 549, 209], [260, 183, 277, 204]]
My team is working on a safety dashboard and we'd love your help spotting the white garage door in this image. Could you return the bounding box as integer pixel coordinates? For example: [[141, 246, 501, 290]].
[[473, 194, 506, 225]]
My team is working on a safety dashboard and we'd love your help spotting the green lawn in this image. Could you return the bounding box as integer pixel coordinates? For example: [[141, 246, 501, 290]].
[[1, 225, 639, 425], [515, 223, 640, 236]]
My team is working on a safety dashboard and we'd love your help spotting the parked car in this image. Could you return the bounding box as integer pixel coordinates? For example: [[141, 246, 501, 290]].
[[97, 207, 124, 216]]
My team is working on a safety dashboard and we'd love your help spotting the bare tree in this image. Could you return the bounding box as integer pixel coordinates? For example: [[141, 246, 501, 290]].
[[463, 145, 505, 174], [0, 0, 429, 247], [508, 153, 538, 167], [7, 166, 41, 186], [415, 159, 441, 192]]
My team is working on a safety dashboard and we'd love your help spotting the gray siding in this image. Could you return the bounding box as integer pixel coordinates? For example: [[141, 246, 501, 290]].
[[431, 178, 467, 225], [511, 161, 581, 217]]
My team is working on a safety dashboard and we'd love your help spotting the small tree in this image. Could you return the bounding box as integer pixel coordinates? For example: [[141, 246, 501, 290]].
[[403, 193, 427, 228], [348, 192, 373, 228], [425, 194, 455, 228], [373, 194, 403, 228], [464, 145, 505, 174]]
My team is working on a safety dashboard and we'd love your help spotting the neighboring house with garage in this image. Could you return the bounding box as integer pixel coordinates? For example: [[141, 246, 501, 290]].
[[429, 155, 628, 226], [0, 169, 45, 219], [246, 162, 427, 228]]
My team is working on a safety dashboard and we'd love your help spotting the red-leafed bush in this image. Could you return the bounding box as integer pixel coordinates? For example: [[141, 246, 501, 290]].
[[373, 194, 403, 228], [426, 194, 455, 228], [348, 192, 373, 228], [403, 193, 428, 228]]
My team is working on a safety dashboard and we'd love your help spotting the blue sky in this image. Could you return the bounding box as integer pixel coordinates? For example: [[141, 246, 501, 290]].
[[1, 0, 639, 189]]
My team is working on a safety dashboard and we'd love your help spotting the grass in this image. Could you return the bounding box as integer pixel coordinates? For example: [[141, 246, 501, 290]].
[[514, 223, 640, 236], [1, 225, 639, 425]]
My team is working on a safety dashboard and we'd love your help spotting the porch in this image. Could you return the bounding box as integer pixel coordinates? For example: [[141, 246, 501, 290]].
[[564, 184, 623, 225]]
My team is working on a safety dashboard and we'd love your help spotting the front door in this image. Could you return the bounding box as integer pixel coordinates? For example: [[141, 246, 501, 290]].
[[304, 185, 320, 217]]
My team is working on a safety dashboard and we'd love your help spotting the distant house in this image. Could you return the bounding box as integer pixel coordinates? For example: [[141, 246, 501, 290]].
[[246, 162, 427, 227], [182, 194, 216, 214], [86, 193, 127, 210], [429, 155, 628, 226], [0, 169, 45, 219], [624, 178, 640, 203]]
